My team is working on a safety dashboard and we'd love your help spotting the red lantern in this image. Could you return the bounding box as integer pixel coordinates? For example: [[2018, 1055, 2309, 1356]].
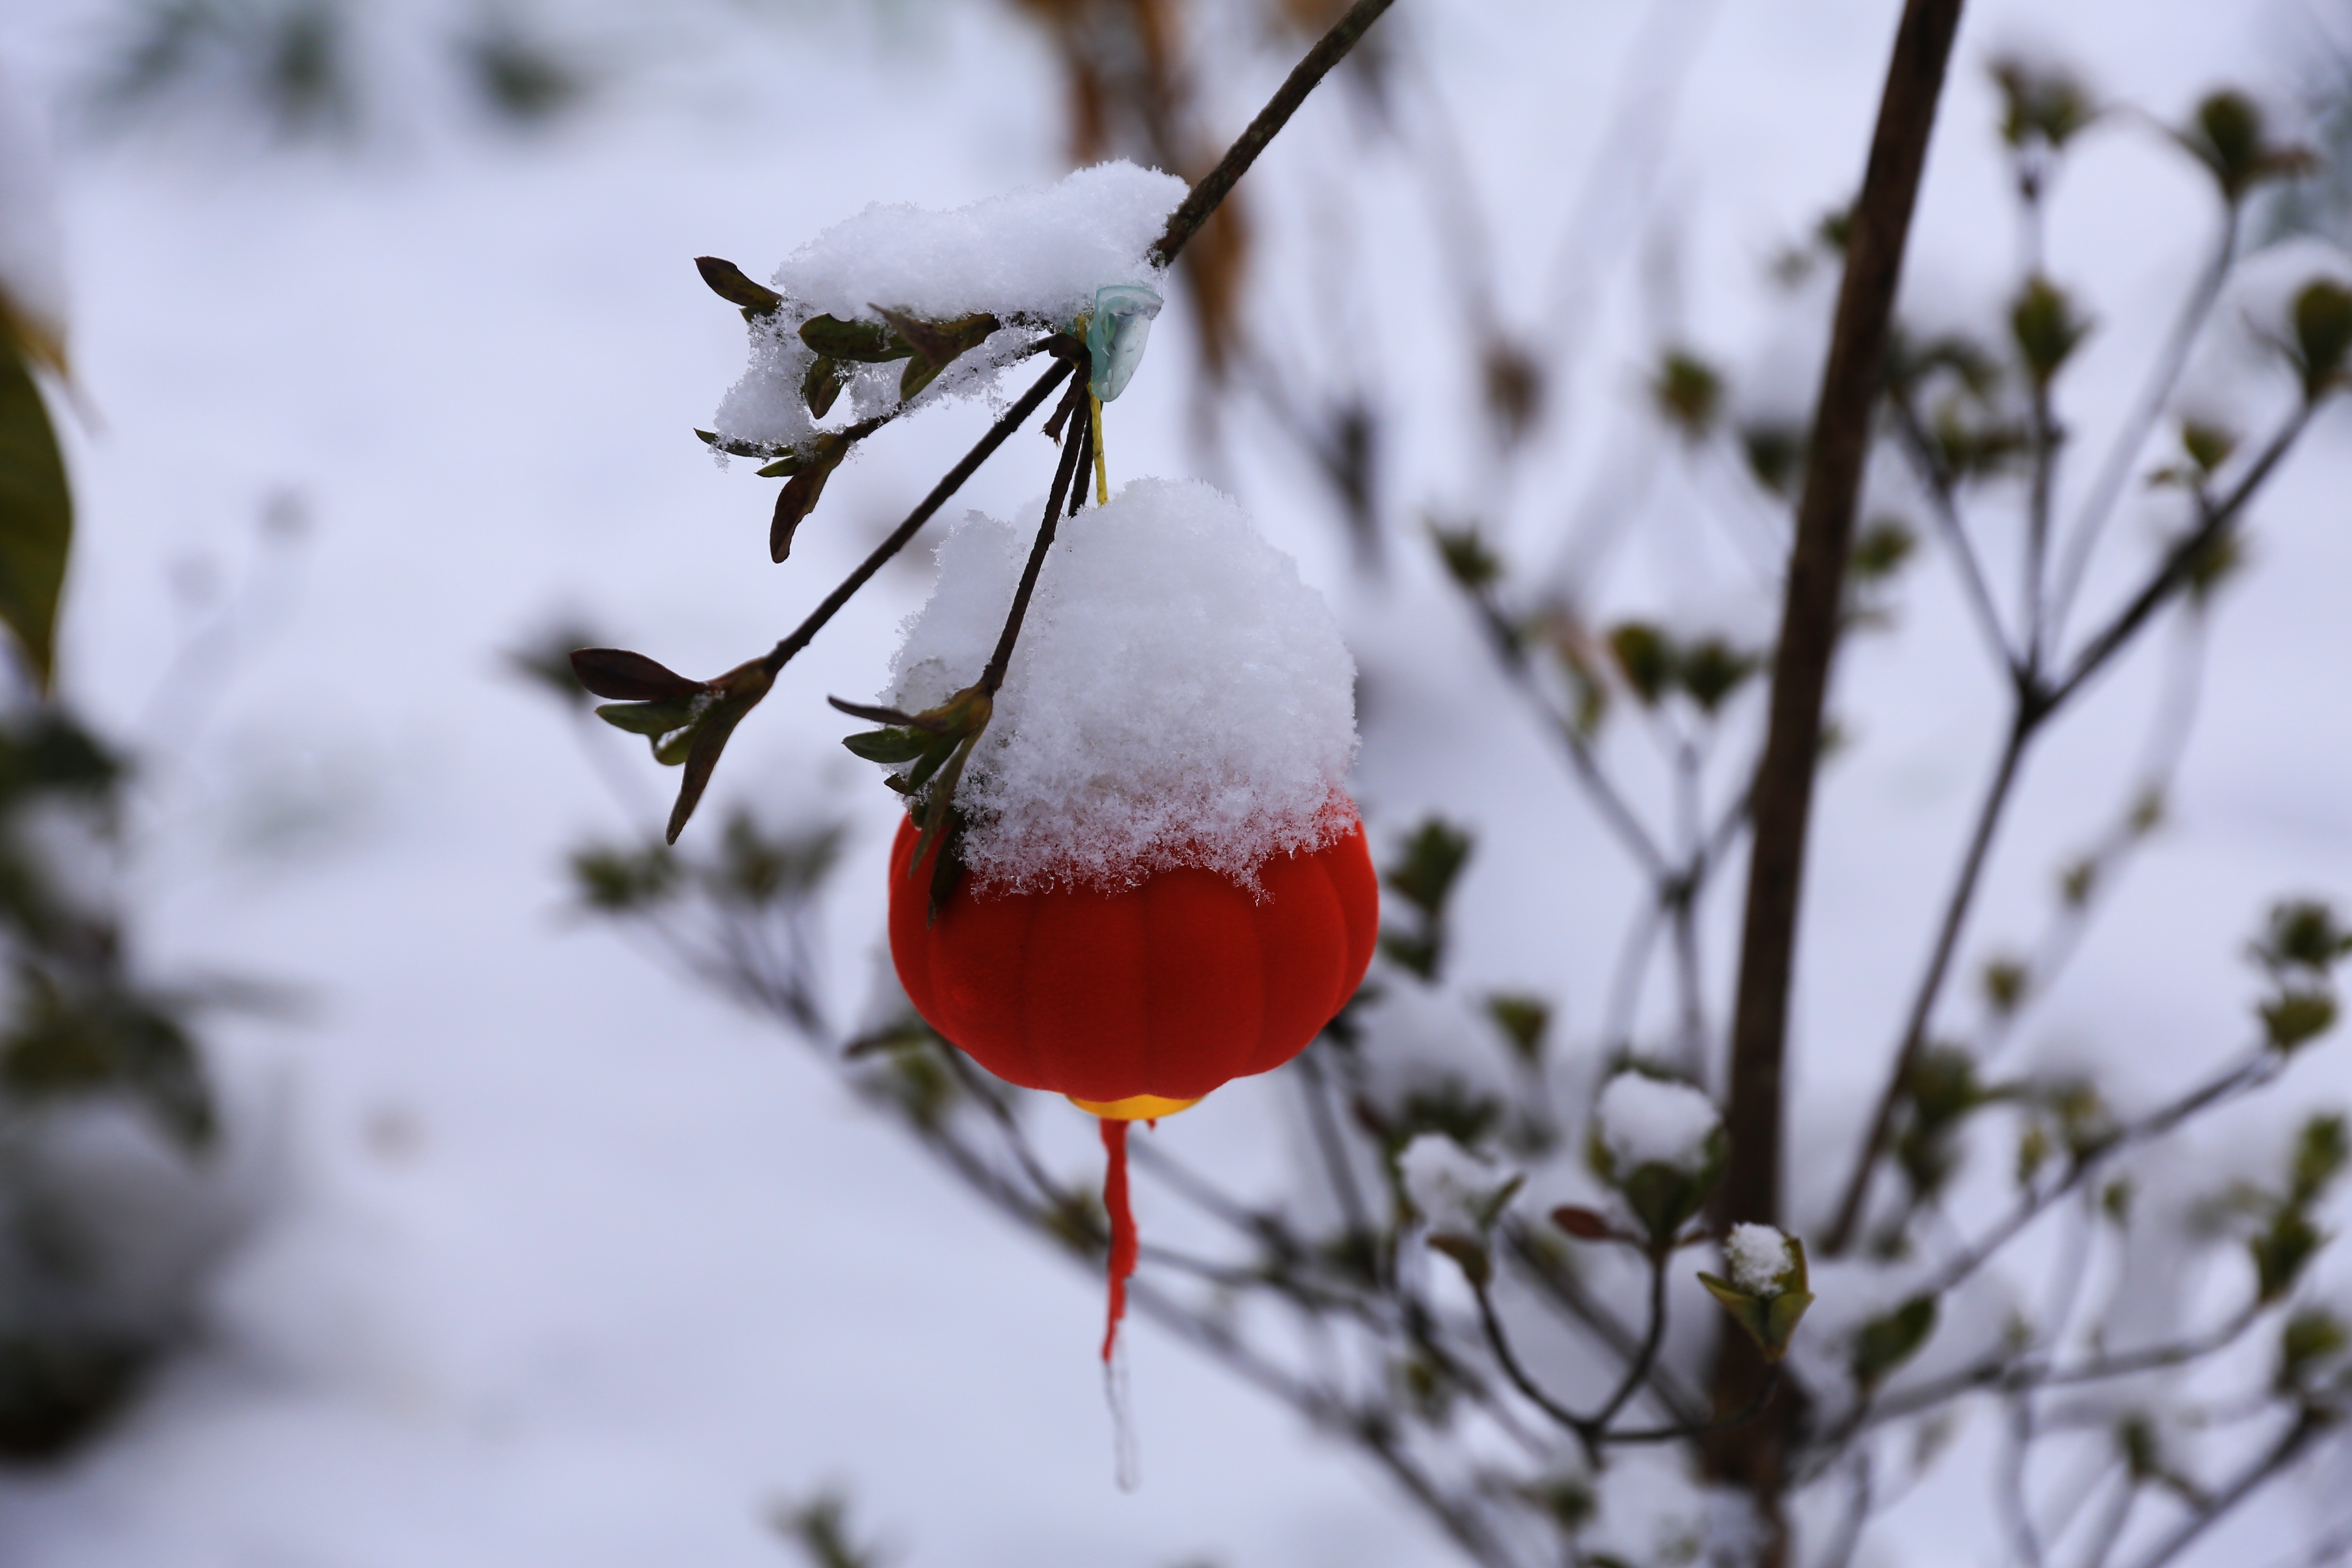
[[888, 803, 1379, 1356]]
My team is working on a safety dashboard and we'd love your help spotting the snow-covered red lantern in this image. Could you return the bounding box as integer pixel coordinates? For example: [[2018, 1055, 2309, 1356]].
[[866, 477, 1375, 1357]]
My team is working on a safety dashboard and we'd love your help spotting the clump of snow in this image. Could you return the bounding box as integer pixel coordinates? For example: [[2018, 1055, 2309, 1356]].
[[712, 162, 1186, 451], [772, 162, 1183, 326], [1397, 1134, 1516, 1238], [884, 477, 1359, 891], [1594, 1072, 1720, 1175], [1724, 1223, 1794, 1296]]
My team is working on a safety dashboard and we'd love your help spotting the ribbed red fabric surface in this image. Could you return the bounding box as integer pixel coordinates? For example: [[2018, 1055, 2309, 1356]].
[[887, 807, 1379, 1103]]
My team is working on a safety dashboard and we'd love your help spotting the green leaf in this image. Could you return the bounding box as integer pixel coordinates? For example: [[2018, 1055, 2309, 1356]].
[[0, 345, 71, 689], [2291, 279, 2352, 401], [1851, 1295, 1939, 1387], [1741, 422, 1806, 496], [1383, 818, 1474, 919], [1484, 993, 1550, 1066], [2290, 1113, 2348, 1205], [693, 256, 783, 314], [2261, 989, 2337, 1052], [1850, 518, 1918, 582], [2180, 420, 2237, 474], [1678, 638, 1758, 715], [1607, 621, 1675, 705], [803, 355, 850, 419], [594, 696, 706, 737], [755, 453, 802, 479], [771, 436, 850, 563], [2252, 1208, 2322, 1302], [1990, 55, 2095, 151], [665, 660, 775, 844], [799, 315, 907, 362], [2010, 275, 2090, 388], [1651, 349, 1721, 440], [2279, 1308, 2348, 1388], [1431, 525, 1502, 590], [570, 647, 703, 702], [840, 726, 929, 764], [571, 841, 680, 911]]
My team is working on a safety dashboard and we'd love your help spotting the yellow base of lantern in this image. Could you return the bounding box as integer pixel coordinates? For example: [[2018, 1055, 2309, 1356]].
[[1068, 1092, 1204, 1121]]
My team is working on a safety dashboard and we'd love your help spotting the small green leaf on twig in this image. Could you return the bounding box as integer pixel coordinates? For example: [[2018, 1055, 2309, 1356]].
[[594, 695, 706, 737], [1484, 993, 1550, 1066], [1990, 55, 2095, 151], [800, 314, 908, 362], [2290, 279, 2352, 401], [773, 435, 855, 562], [2010, 274, 2090, 388], [570, 647, 704, 701], [665, 658, 776, 844], [1651, 349, 1721, 440], [2178, 91, 2312, 203], [1697, 1240, 1815, 1365], [1431, 524, 1502, 590], [0, 342, 71, 689], [693, 256, 783, 314], [840, 727, 930, 764], [873, 306, 1000, 401], [1849, 1294, 1937, 1387], [803, 355, 850, 419]]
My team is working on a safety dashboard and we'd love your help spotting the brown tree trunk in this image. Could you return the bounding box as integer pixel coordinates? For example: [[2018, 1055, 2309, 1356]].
[[1706, 0, 1967, 1556]]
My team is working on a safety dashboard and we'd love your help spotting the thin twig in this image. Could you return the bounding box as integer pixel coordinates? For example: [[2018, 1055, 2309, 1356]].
[[2046, 208, 2240, 645], [2117, 1408, 2327, 1568], [2046, 404, 2312, 715], [761, 356, 1076, 677], [979, 379, 1091, 695], [1887, 392, 2019, 671], [1147, 0, 1400, 270], [1825, 712, 2032, 1254]]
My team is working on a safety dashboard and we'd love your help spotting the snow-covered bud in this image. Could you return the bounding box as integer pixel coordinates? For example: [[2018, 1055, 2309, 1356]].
[[1697, 1225, 1813, 1363], [1589, 1071, 1724, 1245], [1398, 1133, 1522, 1286]]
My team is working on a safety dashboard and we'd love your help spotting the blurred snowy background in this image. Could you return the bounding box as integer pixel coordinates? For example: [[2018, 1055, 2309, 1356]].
[[0, 0, 2346, 1563]]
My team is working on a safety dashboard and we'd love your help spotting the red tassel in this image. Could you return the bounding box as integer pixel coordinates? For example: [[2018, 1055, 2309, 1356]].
[[1100, 1117, 1137, 1362]]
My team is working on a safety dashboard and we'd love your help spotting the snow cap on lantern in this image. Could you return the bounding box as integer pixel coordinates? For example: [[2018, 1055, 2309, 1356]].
[[886, 476, 1360, 892]]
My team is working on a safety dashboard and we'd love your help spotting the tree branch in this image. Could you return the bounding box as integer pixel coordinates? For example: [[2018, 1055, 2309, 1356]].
[[1711, 0, 1966, 1519], [1147, 0, 1399, 270], [761, 356, 1076, 677]]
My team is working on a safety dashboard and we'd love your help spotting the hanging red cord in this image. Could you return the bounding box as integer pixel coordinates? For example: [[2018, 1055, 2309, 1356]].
[[1099, 1117, 1137, 1361]]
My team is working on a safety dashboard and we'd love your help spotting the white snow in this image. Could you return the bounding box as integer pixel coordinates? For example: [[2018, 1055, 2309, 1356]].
[[771, 160, 1183, 329], [1723, 1223, 1795, 1297], [1593, 1072, 1720, 1175], [712, 161, 1185, 451], [883, 477, 1360, 891], [1397, 1133, 1515, 1238]]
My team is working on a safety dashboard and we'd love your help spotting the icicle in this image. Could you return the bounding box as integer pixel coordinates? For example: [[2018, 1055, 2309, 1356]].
[[1103, 1331, 1141, 1491], [1099, 1116, 1137, 1360]]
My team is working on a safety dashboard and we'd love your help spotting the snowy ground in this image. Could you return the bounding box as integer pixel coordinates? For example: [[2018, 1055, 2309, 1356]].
[[0, 0, 2345, 1564]]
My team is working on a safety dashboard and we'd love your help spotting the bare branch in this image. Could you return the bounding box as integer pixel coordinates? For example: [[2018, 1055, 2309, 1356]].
[[1147, 0, 1399, 270]]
